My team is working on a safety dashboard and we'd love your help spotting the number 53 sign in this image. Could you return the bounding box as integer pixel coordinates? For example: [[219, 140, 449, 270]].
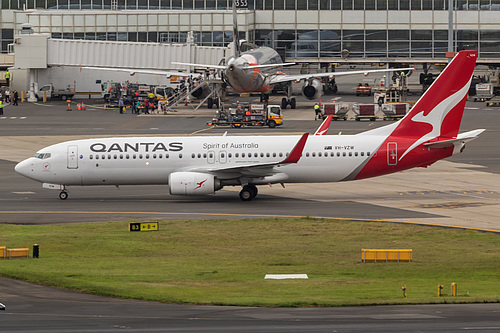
[[235, 0, 248, 8]]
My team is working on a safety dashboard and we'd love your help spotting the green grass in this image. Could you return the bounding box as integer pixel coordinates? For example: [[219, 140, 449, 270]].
[[1, 218, 500, 306]]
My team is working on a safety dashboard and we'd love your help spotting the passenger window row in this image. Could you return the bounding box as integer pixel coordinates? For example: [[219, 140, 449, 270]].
[[304, 151, 371, 158], [89, 153, 179, 160], [87, 151, 371, 161], [192, 152, 288, 159]]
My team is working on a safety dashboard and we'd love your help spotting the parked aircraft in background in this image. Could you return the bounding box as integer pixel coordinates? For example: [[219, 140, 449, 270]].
[[172, 1, 414, 109], [15, 51, 483, 201]]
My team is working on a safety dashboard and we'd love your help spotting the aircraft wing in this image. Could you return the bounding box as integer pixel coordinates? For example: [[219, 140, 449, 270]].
[[81, 66, 195, 77], [172, 61, 295, 70], [423, 129, 486, 149], [188, 133, 309, 179], [269, 67, 414, 85], [171, 62, 227, 70]]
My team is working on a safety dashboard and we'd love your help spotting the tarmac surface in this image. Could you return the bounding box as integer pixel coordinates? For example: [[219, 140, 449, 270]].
[[1, 93, 500, 331]]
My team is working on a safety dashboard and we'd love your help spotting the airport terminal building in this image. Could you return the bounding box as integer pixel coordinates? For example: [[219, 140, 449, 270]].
[[1, 0, 499, 63]]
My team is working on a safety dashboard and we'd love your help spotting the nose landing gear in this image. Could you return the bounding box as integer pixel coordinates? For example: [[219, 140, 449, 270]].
[[59, 190, 68, 200]]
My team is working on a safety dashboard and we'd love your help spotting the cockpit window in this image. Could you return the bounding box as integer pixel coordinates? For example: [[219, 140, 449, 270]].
[[34, 153, 51, 159]]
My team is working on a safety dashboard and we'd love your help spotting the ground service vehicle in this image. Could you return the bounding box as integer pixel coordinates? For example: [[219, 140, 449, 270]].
[[37, 84, 75, 100], [356, 83, 372, 96], [474, 83, 494, 102], [208, 103, 283, 128], [101, 81, 173, 107], [354, 104, 377, 121], [320, 103, 349, 121]]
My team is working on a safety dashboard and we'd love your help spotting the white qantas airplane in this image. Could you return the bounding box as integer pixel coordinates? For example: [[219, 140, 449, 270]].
[[15, 51, 484, 201]]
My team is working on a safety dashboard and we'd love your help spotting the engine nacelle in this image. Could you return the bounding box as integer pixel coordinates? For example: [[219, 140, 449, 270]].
[[302, 79, 323, 100], [191, 84, 210, 99], [168, 172, 221, 195]]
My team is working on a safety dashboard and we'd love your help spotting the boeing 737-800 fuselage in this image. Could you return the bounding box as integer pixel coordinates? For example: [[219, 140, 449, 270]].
[[15, 51, 484, 201]]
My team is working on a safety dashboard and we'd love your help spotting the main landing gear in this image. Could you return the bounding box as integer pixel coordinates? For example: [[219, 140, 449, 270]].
[[239, 184, 258, 201], [281, 97, 296, 109], [281, 83, 296, 109]]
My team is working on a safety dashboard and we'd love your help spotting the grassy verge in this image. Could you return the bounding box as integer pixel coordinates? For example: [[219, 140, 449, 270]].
[[1, 218, 500, 306]]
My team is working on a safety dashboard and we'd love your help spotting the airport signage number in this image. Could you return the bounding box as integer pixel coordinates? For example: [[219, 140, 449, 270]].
[[235, 0, 248, 8], [129, 222, 159, 232]]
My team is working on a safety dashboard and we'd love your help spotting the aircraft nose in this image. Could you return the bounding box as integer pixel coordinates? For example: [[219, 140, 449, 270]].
[[15, 159, 33, 177]]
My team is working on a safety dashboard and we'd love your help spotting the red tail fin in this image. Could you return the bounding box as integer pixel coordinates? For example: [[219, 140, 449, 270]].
[[352, 51, 478, 180], [395, 51, 477, 141]]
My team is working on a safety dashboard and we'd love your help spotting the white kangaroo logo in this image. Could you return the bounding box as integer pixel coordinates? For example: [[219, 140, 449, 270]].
[[399, 77, 472, 161]]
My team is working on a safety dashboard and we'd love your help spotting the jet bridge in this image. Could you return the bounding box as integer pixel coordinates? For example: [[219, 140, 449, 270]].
[[10, 32, 225, 100]]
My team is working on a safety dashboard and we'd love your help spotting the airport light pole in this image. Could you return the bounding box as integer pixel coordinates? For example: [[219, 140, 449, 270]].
[[447, 0, 454, 62]]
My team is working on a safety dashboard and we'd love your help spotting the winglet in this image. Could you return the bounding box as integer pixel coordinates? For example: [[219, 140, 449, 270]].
[[314, 115, 333, 136], [280, 133, 309, 164]]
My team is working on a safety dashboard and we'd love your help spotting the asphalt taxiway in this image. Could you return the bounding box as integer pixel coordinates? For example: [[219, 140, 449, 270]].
[[1, 95, 500, 331]]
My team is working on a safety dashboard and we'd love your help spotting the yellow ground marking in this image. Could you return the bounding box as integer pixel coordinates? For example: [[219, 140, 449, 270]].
[[189, 126, 215, 135], [31, 103, 55, 107]]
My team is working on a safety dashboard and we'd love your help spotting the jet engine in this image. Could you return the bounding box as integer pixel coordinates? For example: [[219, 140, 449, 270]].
[[191, 84, 210, 99], [168, 172, 222, 195], [302, 79, 323, 100]]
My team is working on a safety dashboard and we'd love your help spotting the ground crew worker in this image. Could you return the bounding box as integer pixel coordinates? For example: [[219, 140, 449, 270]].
[[5, 70, 10, 86], [118, 97, 124, 114], [0, 99, 3, 115], [13, 90, 18, 106], [314, 103, 321, 121]]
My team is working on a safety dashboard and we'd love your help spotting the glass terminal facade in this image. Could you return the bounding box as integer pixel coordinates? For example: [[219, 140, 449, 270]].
[[1, 0, 499, 59]]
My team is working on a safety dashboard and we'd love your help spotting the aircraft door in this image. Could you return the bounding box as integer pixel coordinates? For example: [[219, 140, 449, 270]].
[[207, 150, 215, 164], [387, 142, 397, 166], [67, 145, 79, 169], [219, 151, 227, 164]]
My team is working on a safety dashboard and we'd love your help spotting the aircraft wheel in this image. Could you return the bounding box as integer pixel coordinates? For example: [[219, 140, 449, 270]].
[[59, 191, 68, 200], [281, 98, 288, 109], [290, 98, 296, 109], [207, 97, 213, 109], [247, 185, 258, 198], [239, 188, 253, 201]]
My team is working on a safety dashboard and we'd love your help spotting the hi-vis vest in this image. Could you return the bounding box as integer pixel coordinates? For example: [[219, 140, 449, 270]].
[[5, 71, 9, 79]]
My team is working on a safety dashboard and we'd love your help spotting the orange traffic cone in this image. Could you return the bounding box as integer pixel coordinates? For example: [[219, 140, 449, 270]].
[[66, 100, 72, 111], [104, 104, 107, 111], [81, 102, 86, 110], [77, 103, 81, 111]]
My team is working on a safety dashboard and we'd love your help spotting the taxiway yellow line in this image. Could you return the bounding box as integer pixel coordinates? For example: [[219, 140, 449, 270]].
[[31, 103, 55, 107], [189, 126, 215, 135]]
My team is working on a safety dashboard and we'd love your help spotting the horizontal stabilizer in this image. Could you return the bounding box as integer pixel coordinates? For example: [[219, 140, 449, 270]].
[[314, 115, 333, 136], [246, 63, 296, 69], [423, 129, 486, 148]]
